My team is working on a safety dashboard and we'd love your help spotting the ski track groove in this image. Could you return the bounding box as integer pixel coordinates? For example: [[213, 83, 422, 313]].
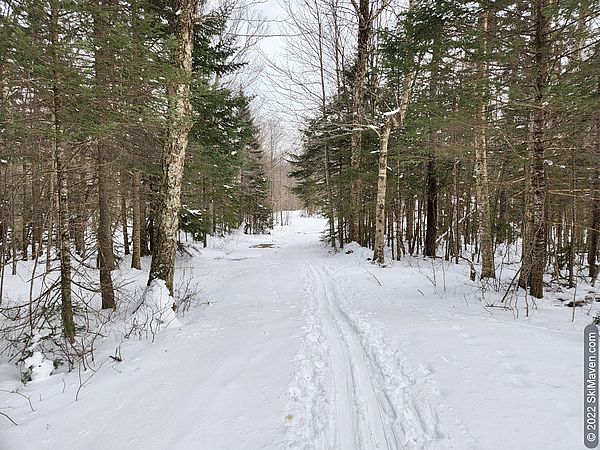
[[285, 250, 448, 450], [306, 258, 398, 450]]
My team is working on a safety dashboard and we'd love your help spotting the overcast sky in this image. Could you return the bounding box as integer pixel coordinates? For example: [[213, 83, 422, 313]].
[[242, 0, 306, 153]]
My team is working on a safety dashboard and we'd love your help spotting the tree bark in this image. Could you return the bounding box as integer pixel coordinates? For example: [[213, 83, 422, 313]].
[[453, 161, 460, 264], [474, 10, 495, 279], [424, 35, 441, 258], [349, 0, 371, 244], [424, 156, 438, 257], [148, 0, 196, 295], [519, 0, 550, 299], [315, 2, 336, 249], [73, 168, 86, 257], [131, 171, 142, 270], [406, 197, 414, 255], [120, 172, 130, 255], [373, 69, 414, 264], [589, 80, 600, 281], [94, 0, 116, 310], [51, 0, 75, 342], [21, 163, 29, 261], [373, 123, 392, 264], [46, 154, 55, 272], [568, 155, 576, 288], [31, 164, 41, 259]]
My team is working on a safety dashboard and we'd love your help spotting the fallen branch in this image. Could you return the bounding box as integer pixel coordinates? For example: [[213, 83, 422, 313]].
[[0, 411, 18, 426]]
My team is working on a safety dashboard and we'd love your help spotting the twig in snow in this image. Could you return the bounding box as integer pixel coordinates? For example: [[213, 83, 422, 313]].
[[0, 390, 34, 412], [501, 265, 522, 304], [75, 357, 109, 401], [0, 411, 18, 426], [363, 266, 382, 286]]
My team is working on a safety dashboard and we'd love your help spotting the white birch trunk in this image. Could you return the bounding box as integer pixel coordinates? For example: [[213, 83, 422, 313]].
[[372, 71, 415, 264], [474, 10, 496, 279], [147, 0, 196, 295]]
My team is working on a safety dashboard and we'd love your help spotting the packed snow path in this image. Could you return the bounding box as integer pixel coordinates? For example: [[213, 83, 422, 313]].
[[291, 257, 442, 450], [0, 215, 586, 450]]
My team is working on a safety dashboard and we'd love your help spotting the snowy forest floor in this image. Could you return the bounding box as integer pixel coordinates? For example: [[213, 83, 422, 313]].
[[0, 213, 598, 450]]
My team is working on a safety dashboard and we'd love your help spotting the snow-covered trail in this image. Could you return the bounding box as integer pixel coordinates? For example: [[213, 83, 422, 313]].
[[301, 258, 400, 449], [286, 252, 445, 450], [0, 214, 588, 450], [0, 220, 318, 450]]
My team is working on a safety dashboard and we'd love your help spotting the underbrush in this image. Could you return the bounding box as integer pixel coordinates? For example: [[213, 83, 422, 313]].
[[0, 246, 205, 385]]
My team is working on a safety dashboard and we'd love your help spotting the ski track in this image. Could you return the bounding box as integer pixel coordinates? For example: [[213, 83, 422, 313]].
[[285, 248, 448, 450]]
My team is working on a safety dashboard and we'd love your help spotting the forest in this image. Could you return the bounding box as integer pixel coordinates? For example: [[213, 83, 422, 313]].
[[0, 0, 599, 449], [286, 0, 599, 296], [0, 0, 297, 355]]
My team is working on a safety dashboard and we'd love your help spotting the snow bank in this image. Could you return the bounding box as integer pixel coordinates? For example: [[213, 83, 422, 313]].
[[132, 280, 183, 334], [20, 330, 55, 383], [22, 351, 54, 383]]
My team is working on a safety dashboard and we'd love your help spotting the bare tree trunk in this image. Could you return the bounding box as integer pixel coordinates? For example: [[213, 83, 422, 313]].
[[568, 154, 576, 288], [519, 0, 550, 299], [143, 211, 152, 256], [31, 164, 40, 259], [324, 144, 336, 248], [394, 173, 403, 261], [349, 0, 370, 243], [373, 68, 414, 264], [120, 172, 130, 255], [424, 37, 441, 258], [208, 199, 214, 236], [406, 197, 414, 255], [94, 0, 116, 310], [453, 160, 460, 264], [46, 157, 55, 272], [56, 143, 75, 342], [373, 123, 392, 264], [11, 169, 21, 275], [74, 169, 86, 257], [474, 10, 495, 279], [494, 159, 509, 245], [589, 81, 600, 281], [315, 1, 336, 249], [131, 171, 142, 270], [424, 155, 438, 257], [338, 209, 344, 249], [148, 0, 197, 295], [21, 163, 29, 261], [51, 0, 75, 342], [590, 173, 599, 281]]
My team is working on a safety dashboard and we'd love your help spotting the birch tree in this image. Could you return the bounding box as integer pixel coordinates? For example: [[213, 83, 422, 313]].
[[372, 0, 417, 264], [148, 0, 198, 295], [473, 7, 495, 279]]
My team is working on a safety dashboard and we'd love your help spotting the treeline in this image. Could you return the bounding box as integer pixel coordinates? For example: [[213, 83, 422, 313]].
[[0, 0, 273, 348], [288, 0, 600, 298]]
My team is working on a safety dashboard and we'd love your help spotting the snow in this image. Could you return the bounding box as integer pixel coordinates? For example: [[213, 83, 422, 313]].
[[383, 107, 401, 117], [22, 352, 53, 383], [0, 213, 595, 449], [133, 279, 183, 331]]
